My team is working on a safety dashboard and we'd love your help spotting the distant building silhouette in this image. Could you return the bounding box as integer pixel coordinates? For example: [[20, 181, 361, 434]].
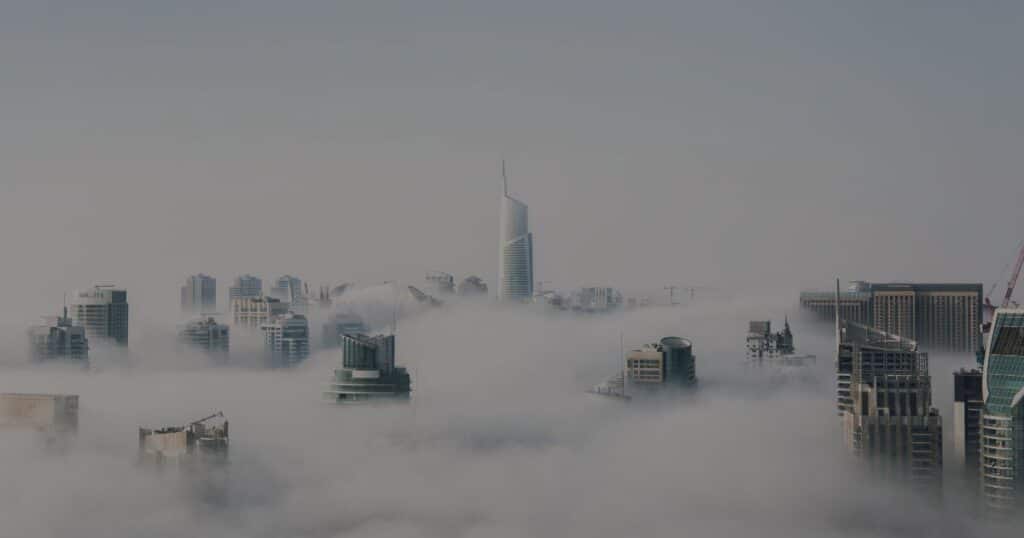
[[28, 307, 88, 363], [261, 312, 309, 366], [179, 317, 230, 357], [181, 274, 216, 313], [228, 274, 262, 302]]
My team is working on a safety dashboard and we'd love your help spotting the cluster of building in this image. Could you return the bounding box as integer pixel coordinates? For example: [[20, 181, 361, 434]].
[[28, 285, 130, 364], [801, 281, 983, 352], [591, 336, 697, 400]]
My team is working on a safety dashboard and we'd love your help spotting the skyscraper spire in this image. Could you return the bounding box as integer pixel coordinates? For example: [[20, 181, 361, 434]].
[[502, 159, 508, 196]]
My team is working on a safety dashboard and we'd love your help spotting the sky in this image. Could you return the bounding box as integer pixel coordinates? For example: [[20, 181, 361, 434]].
[[0, 3, 1022, 535]]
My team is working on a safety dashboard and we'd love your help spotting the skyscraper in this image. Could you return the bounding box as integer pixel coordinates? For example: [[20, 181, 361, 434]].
[[261, 312, 310, 366], [624, 337, 697, 389], [69, 285, 129, 345], [498, 163, 534, 301], [980, 308, 1024, 513], [228, 274, 262, 302], [325, 333, 411, 403], [837, 319, 943, 490], [270, 275, 308, 312], [178, 317, 230, 357], [181, 274, 216, 313], [28, 308, 89, 363], [953, 369, 983, 484]]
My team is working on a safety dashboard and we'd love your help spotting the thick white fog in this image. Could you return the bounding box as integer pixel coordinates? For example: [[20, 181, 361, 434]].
[[0, 293, 1006, 537]]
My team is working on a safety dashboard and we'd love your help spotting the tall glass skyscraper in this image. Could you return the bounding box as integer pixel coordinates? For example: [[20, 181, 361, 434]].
[[499, 164, 533, 301], [981, 308, 1024, 513]]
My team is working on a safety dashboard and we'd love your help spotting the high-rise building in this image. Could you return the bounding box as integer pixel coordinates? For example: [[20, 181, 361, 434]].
[[231, 296, 287, 328], [953, 369, 983, 483], [325, 333, 411, 403], [801, 281, 982, 352], [457, 275, 488, 296], [837, 320, 943, 490], [181, 274, 216, 313], [261, 312, 309, 366], [178, 317, 230, 356], [228, 274, 262, 302], [980, 308, 1024, 513], [321, 312, 368, 348], [69, 285, 129, 345], [498, 164, 534, 301], [28, 308, 89, 363], [625, 337, 697, 389], [270, 275, 307, 313]]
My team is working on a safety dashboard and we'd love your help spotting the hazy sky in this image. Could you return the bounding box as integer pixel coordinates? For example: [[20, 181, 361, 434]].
[[2, 1, 1022, 316]]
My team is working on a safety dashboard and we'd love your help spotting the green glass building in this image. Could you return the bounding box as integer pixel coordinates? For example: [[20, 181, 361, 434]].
[[981, 308, 1024, 512]]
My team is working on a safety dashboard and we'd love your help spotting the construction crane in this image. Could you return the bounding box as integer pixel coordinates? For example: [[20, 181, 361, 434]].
[[985, 240, 1024, 312]]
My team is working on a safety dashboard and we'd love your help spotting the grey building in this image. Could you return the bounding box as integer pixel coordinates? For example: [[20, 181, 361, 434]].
[[228, 274, 262, 302], [181, 274, 216, 313], [28, 308, 89, 363], [325, 333, 411, 403], [625, 337, 697, 389], [802, 281, 982, 353], [231, 296, 287, 328], [321, 312, 368, 348], [69, 285, 129, 345], [499, 165, 534, 301], [457, 275, 488, 296], [837, 320, 943, 490], [426, 271, 455, 295], [270, 275, 308, 313], [953, 369, 983, 485], [179, 317, 230, 356], [261, 312, 310, 366]]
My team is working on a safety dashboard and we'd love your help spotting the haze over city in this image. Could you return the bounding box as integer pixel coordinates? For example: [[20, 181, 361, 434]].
[[1, 1, 1023, 537]]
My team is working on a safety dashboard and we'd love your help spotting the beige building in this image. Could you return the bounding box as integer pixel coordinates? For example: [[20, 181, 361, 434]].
[[231, 296, 287, 328]]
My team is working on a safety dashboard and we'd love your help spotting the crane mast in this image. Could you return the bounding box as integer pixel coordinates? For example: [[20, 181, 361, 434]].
[[1001, 242, 1024, 308]]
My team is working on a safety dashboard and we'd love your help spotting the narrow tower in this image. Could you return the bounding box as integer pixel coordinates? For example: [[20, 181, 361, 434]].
[[498, 161, 534, 301]]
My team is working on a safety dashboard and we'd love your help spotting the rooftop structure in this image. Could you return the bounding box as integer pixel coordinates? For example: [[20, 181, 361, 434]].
[[28, 307, 89, 363], [69, 285, 129, 345], [325, 333, 411, 403], [138, 412, 228, 466], [181, 274, 216, 314], [408, 285, 443, 307]]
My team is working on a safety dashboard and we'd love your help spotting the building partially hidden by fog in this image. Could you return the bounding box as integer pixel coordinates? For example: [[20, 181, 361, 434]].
[[0, 393, 79, 437], [457, 275, 488, 296], [228, 274, 262, 302], [261, 312, 309, 366], [138, 412, 228, 466], [28, 307, 89, 363], [565, 287, 623, 312], [625, 337, 697, 390], [181, 273, 216, 313], [231, 296, 287, 328], [179, 317, 229, 357], [837, 319, 943, 490], [979, 308, 1024, 513], [270, 274, 308, 312], [69, 285, 129, 345], [953, 368, 983, 486], [321, 312, 368, 348], [325, 333, 411, 403], [803, 281, 982, 352], [498, 165, 534, 301], [426, 271, 455, 295]]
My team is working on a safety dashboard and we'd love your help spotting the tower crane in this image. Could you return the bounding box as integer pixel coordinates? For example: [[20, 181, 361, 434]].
[[985, 240, 1024, 313]]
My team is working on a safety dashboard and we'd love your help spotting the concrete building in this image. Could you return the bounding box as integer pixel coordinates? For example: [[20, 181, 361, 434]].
[[28, 308, 88, 363], [953, 368, 983, 484], [498, 165, 534, 301], [0, 393, 78, 435], [625, 337, 697, 389], [69, 285, 129, 345], [231, 296, 287, 328], [980, 308, 1024, 513], [138, 412, 228, 466], [261, 312, 310, 366], [181, 274, 216, 313], [426, 271, 455, 295], [325, 333, 411, 402], [228, 274, 262, 302], [179, 317, 230, 356], [321, 312, 368, 348], [746, 319, 794, 359], [837, 320, 943, 490], [802, 281, 982, 352], [457, 275, 488, 296]]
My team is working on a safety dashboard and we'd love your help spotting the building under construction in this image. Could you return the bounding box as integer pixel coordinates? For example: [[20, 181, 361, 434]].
[[138, 412, 229, 466]]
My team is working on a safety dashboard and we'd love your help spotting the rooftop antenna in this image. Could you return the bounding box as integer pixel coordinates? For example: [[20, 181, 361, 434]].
[[502, 159, 508, 196]]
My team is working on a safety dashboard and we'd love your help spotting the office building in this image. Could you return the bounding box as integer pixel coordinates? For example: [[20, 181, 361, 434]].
[[69, 285, 129, 345], [498, 165, 534, 301], [228, 274, 262, 302], [325, 333, 411, 402], [322, 312, 368, 348], [953, 369, 983, 483], [270, 275, 308, 313], [625, 337, 697, 389], [837, 320, 943, 490], [179, 317, 230, 356], [261, 312, 310, 366], [457, 275, 488, 296], [567, 287, 623, 312], [181, 274, 216, 313], [980, 308, 1024, 513], [28, 308, 89, 363], [801, 281, 982, 352], [231, 296, 287, 328], [426, 271, 455, 295]]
